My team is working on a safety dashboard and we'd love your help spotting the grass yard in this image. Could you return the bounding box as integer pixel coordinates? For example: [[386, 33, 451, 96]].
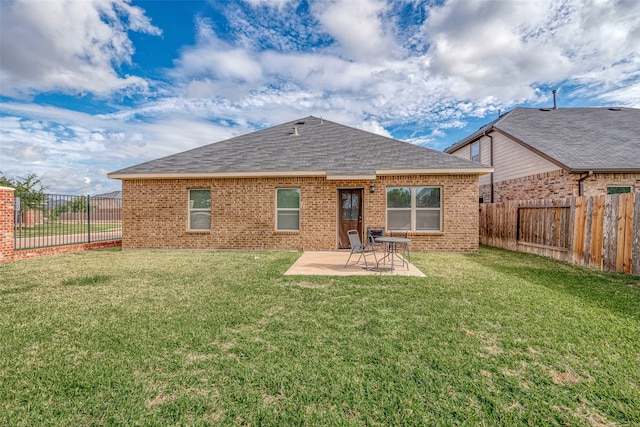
[[15, 222, 122, 238], [1, 247, 639, 426]]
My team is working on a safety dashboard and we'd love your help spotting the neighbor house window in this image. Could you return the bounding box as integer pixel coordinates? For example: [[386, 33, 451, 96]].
[[387, 187, 441, 231], [607, 186, 631, 194], [470, 141, 480, 163], [276, 188, 300, 231], [188, 189, 211, 230]]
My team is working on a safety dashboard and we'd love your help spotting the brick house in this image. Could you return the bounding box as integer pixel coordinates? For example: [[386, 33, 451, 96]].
[[108, 116, 492, 252], [444, 107, 640, 202]]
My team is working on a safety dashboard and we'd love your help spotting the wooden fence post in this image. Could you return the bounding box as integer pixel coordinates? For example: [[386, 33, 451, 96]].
[[632, 193, 640, 275], [603, 194, 618, 272]]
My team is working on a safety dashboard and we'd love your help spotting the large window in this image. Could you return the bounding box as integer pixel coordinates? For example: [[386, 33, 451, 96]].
[[470, 141, 480, 163], [276, 188, 300, 231], [188, 189, 211, 230], [387, 187, 441, 231]]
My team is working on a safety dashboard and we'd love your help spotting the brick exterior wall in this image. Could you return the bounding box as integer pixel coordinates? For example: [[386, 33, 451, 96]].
[[480, 171, 640, 202], [0, 186, 15, 262], [121, 174, 480, 252], [581, 173, 640, 197], [0, 186, 121, 263]]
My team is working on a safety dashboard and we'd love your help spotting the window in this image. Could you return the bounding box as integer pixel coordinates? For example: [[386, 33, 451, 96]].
[[607, 186, 631, 194], [341, 192, 359, 220], [276, 188, 300, 231], [470, 141, 480, 163], [188, 189, 211, 230], [387, 187, 441, 231]]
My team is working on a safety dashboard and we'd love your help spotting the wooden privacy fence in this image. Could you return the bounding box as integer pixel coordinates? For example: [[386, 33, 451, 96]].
[[479, 193, 640, 275]]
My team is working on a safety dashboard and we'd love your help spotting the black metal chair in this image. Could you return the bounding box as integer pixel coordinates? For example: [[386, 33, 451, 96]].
[[366, 226, 386, 251], [344, 230, 378, 270]]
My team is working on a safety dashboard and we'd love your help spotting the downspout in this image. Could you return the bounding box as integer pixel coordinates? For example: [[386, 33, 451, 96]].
[[577, 170, 593, 196], [483, 130, 495, 203], [489, 133, 495, 203]]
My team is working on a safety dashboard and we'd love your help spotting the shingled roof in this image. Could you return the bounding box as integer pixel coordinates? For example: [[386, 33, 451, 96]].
[[109, 116, 491, 179], [444, 107, 640, 172]]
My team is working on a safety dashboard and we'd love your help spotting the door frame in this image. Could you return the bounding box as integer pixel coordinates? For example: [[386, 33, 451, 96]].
[[336, 187, 365, 249]]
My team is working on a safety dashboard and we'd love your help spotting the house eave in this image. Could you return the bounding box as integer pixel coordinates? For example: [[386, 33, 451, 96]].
[[568, 168, 640, 174], [109, 167, 494, 181], [326, 174, 377, 180], [107, 170, 327, 180], [376, 167, 494, 176]]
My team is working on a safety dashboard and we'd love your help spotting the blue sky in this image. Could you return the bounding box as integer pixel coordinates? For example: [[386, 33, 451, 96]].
[[1, 0, 639, 194]]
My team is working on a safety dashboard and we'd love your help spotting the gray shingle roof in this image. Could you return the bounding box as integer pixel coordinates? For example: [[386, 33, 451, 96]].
[[445, 107, 640, 172], [94, 190, 122, 198], [109, 116, 490, 178]]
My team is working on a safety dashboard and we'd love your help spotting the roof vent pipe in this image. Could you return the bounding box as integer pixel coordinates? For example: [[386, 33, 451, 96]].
[[292, 127, 300, 136], [552, 89, 558, 110]]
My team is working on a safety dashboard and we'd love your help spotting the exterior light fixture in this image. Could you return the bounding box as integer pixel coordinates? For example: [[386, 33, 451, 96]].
[[370, 183, 376, 193]]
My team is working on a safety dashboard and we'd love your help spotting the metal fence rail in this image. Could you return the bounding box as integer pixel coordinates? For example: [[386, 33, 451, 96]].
[[14, 193, 122, 250]]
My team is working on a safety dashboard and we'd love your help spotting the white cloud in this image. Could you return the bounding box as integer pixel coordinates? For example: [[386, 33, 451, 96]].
[[241, 0, 293, 8], [0, 0, 161, 97], [171, 17, 263, 84], [359, 120, 392, 138], [312, 0, 397, 61], [422, 0, 640, 101]]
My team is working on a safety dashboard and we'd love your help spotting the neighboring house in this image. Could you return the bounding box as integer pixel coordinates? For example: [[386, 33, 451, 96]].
[[444, 107, 640, 202], [108, 116, 492, 252], [92, 191, 122, 209]]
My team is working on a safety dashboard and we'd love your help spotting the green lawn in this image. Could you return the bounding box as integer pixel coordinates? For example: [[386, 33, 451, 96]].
[[1, 247, 638, 426], [15, 222, 121, 238]]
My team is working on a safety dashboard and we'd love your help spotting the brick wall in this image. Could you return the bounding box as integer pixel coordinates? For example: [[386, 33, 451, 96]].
[[581, 173, 640, 196], [0, 186, 15, 262], [481, 171, 640, 202], [0, 186, 121, 263], [122, 174, 480, 252]]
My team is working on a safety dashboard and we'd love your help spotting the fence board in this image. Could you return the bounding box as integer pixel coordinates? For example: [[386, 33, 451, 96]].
[[617, 194, 632, 273], [633, 194, 640, 275], [567, 196, 576, 263], [590, 196, 605, 269], [573, 197, 585, 264], [603, 195, 618, 272], [583, 197, 593, 267]]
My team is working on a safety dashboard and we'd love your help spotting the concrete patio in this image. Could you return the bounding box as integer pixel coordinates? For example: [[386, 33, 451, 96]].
[[284, 251, 426, 277]]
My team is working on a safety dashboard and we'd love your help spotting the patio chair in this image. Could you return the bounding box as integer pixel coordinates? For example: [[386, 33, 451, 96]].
[[367, 226, 386, 250], [344, 230, 378, 270]]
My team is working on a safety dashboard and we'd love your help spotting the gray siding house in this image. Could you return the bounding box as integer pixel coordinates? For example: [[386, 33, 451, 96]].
[[444, 107, 640, 202]]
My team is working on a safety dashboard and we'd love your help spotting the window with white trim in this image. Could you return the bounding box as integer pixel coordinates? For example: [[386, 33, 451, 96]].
[[276, 188, 300, 231], [188, 189, 211, 230], [607, 186, 631, 194], [387, 187, 441, 231], [470, 141, 480, 163]]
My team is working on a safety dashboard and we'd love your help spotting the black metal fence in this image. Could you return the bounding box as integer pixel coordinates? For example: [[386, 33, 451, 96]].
[[14, 193, 122, 250]]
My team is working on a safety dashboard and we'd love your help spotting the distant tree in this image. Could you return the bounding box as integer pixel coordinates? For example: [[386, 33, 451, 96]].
[[49, 196, 87, 222], [0, 172, 48, 211], [66, 196, 88, 214], [0, 173, 12, 188]]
